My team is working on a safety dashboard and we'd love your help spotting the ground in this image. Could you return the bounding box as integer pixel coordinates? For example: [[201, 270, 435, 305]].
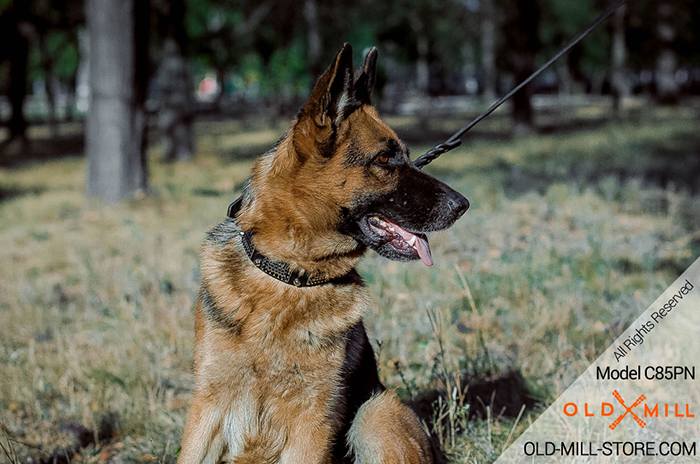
[[1, 99, 699, 463]]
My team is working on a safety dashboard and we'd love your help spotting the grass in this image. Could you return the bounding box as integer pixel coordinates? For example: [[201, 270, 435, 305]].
[[1, 99, 699, 463]]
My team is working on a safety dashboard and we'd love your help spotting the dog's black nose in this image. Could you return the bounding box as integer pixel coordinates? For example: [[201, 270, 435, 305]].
[[447, 194, 470, 218]]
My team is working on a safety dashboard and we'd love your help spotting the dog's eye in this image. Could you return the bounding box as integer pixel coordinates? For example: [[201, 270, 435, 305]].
[[374, 153, 390, 165]]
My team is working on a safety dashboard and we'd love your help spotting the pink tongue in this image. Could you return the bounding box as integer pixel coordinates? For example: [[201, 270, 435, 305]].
[[395, 226, 433, 266], [414, 235, 433, 266]]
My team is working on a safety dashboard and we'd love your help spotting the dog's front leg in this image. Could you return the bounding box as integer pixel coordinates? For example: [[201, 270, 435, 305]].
[[347, 391, 433, 464], [179, 394, 227, 464]]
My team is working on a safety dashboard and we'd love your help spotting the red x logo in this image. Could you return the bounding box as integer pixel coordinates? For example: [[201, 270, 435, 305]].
[[609, 390, 646, 430]]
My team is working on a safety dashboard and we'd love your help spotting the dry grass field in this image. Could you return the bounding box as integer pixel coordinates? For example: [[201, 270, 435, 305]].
[[1, 101, 699, 463]]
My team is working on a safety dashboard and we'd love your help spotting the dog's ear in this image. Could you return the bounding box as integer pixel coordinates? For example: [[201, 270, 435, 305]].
[[292, 43, 354, 160], [354, 47, 378, 104], [302, 43, 354, 129]]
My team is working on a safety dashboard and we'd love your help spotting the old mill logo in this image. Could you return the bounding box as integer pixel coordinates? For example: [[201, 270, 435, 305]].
[[563, 390, 694, 429], [609, 390, 646, 430]]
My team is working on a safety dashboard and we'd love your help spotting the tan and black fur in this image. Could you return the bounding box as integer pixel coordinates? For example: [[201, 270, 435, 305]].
[[180, 44, 469, 464]]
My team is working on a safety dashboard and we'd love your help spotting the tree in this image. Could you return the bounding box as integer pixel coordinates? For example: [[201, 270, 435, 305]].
[[85, 0, 150, 203], [31, 0, 84, 132], [0, 1, 33, 144], [610, 2, 629, 115], [186, 0, 275, 107], [655, 0, 678, 104], [368, 0, 475, 96], [155, 0, 195, 162], [480, 0, 497, 100], [504, 0, 541, 135], [539, 0, 604, 95], [303, 0, 322, 79], [35, 29, 81, 136], [0, 0, 84, 149]]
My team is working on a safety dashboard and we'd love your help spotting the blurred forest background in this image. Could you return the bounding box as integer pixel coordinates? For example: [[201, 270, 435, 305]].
[[1, 0, 700, 462], [1, 0, 699, 187]]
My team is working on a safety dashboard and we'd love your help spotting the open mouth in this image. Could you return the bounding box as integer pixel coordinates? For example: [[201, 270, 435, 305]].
[[366, 216, 433, 266]]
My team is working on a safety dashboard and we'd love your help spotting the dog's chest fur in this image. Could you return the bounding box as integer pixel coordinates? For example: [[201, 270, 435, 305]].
[[194, 219, 373, 459]]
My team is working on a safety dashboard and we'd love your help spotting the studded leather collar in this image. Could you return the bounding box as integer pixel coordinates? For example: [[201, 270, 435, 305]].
[[227, 196, 330, 287], [238, 230, 330, 287]]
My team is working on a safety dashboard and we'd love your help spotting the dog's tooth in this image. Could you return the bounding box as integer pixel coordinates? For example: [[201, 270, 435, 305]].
[[388, 226, 395, 232], [407, 236, 416, 247]]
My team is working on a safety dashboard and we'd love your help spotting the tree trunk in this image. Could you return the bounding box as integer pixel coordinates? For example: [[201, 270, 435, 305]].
[[504, 0, 540, 136], [158, 0, 194, 162], [480, 0, 497, 100], [655, 0, 678, 104], [133, 0, 150, 185], [65, 74, 77, 122], [303, 0, 322, 80], [64, 30, 80, 122], [44, 76, 58, 137], [159, 37, 194, 162], [557, 63, 572, 95], [415, 34, 430, 94], [610, 3, 629, 115], [39, 35, 59, 137], [76, 28, 90, 114], [214, 67, 227, 106], [85, 0, 149, 203], [7, 3, 32, 142]]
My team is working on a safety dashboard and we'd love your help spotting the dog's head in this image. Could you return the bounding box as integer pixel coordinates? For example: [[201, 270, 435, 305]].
[[242, 44, 468, 267]]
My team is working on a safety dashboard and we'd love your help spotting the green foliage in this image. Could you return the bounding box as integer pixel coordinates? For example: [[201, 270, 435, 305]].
[[540, 0, 609, 73], [5, 0, 700, 104], [260, 36, 311, 98], [29, 29, 79, 82]]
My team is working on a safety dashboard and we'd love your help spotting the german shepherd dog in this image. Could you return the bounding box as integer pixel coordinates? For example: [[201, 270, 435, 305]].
[[180, 44, 469, 463]]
